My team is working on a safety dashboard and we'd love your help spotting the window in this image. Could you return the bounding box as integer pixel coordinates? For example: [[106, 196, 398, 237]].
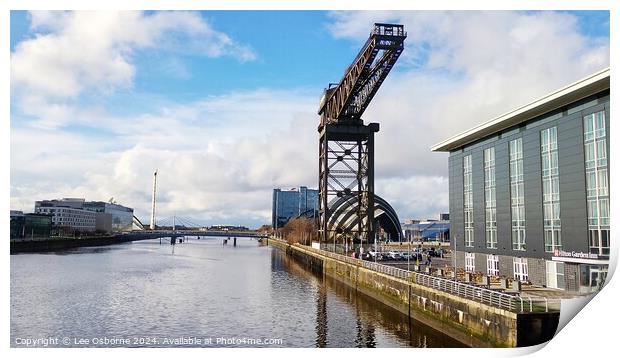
[[463, 155, 474, 247], [510, 138, 526, 251], [487, 254, 499, 276], [579, 265, 607, 293], [546, 261, 565, 289], [541, 127, 561, 252], [465, 253, 475, 273], [583, 111, 609, 257], [513, 258, 529, 281], [484, 148, 497, 249]]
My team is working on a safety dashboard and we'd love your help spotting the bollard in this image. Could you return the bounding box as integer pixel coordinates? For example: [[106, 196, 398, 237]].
[[233, 237, 237, 247], [482, 275, 491, 287], [437, 268, 445, 277], [465, 273, 472, 282], [512, 280, 522, 291]]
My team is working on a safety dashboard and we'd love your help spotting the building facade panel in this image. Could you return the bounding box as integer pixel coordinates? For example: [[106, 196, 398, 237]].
[[557, 113, 589, 255], [474, 253, 486, 275], [494, 142, 512, 252], [498, 255, 512, 278], [448, 155, 464, 247], [527, 258, 547, 287]]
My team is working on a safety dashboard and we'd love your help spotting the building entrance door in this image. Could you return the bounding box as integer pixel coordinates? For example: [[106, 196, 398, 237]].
[[590, 268, 604, 290]]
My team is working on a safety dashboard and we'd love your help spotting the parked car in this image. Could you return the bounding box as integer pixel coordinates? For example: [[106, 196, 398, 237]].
[[387, 251, 402, 260], [368, 250, 383, 261], [428, 248, 443, 257]]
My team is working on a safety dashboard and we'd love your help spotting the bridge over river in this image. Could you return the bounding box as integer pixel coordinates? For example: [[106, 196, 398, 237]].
[[117, 230, 268, 241]]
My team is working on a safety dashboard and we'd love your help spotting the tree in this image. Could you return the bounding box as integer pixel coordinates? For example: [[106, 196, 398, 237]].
[[282, 218, 317, 245]]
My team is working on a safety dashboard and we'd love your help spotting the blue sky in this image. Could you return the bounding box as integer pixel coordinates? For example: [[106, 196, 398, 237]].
[[11, 11, 365, 114], [10, 10, 610, 228]]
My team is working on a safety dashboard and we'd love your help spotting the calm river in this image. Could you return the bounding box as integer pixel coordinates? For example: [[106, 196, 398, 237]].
[[10, 237, 465, 347]]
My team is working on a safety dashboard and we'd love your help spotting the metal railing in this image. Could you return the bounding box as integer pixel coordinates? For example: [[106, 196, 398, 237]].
[[289, 241, 558, 313]]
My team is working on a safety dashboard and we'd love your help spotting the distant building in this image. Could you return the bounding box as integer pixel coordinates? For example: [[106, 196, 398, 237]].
[[10, 211, 52, 239], [432, 68, 609, 293], [272, 186, 319, 229], [35, 199, 97, 232], [95, 212, 113, 233], [402, 214, 450, 242], [34, 198, 134, 233], [84, 201, 133, 232], [208, 225, 249, 231]]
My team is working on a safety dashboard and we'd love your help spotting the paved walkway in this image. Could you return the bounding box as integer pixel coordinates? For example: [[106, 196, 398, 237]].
[[381, 257, 597, 300]]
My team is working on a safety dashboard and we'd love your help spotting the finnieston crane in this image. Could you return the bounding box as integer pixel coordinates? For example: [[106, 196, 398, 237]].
[[318, 23, 406, 247]]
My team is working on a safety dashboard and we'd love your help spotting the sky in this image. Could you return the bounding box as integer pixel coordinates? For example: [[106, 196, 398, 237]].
[[9, 10, 610, 228]]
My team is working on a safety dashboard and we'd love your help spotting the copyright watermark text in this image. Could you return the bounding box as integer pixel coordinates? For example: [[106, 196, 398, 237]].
[[13, 336, 284, 347]]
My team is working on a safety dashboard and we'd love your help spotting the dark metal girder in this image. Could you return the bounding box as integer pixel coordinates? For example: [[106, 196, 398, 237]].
[[318, 123, 376, 246]]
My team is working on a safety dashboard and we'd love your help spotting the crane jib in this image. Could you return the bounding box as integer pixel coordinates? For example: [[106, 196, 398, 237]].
[[319, 23, 406, 126]]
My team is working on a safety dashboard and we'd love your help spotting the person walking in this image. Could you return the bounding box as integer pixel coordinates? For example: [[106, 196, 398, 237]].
[[426, 252, 432, 266]]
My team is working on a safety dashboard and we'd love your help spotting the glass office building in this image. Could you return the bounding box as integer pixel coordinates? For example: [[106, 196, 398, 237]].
[[432, 68, 610, 293], [272, 186, 319, 229], [84, 201, 134, 232], [10, 211, 52, 239]]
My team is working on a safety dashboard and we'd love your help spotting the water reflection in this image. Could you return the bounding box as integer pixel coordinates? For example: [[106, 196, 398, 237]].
[[11, 238, 464, 348], [315, 284, 328, 348], [270, 249, 465, 348]]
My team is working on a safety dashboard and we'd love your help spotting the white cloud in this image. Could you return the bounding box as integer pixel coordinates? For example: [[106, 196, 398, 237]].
[[11, 11, 257, 128], [10, 88, 318, 227], [10, 11, 609, 227], [376, 176, 449, 221], [324, 11, 608, 220]]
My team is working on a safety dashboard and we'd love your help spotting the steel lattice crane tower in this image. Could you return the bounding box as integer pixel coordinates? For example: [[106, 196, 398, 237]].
[[318, 23, 406, 248]]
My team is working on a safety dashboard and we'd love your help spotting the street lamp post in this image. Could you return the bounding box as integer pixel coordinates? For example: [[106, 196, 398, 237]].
[[453, 234, 458, 281], [374, 231, 377, 263], [407, 234, 411, 272]]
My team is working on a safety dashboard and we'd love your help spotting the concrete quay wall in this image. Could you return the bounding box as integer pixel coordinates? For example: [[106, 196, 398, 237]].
[[269, 239, 558, 348]]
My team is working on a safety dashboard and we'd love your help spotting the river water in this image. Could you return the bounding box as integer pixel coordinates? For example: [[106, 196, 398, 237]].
[[10, 237, 465, 348]]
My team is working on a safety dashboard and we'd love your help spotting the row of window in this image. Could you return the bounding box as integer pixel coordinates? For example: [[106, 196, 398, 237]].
[[484, 148, 497, 249], [584, 111, 610, 256], [510, 138, 526, 251], [464, 253, 529, 281], [52, 218, 95, 223], [461, 111, 609, 255], [465, 252, 606, 291], [463, 155, 474, 247]]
